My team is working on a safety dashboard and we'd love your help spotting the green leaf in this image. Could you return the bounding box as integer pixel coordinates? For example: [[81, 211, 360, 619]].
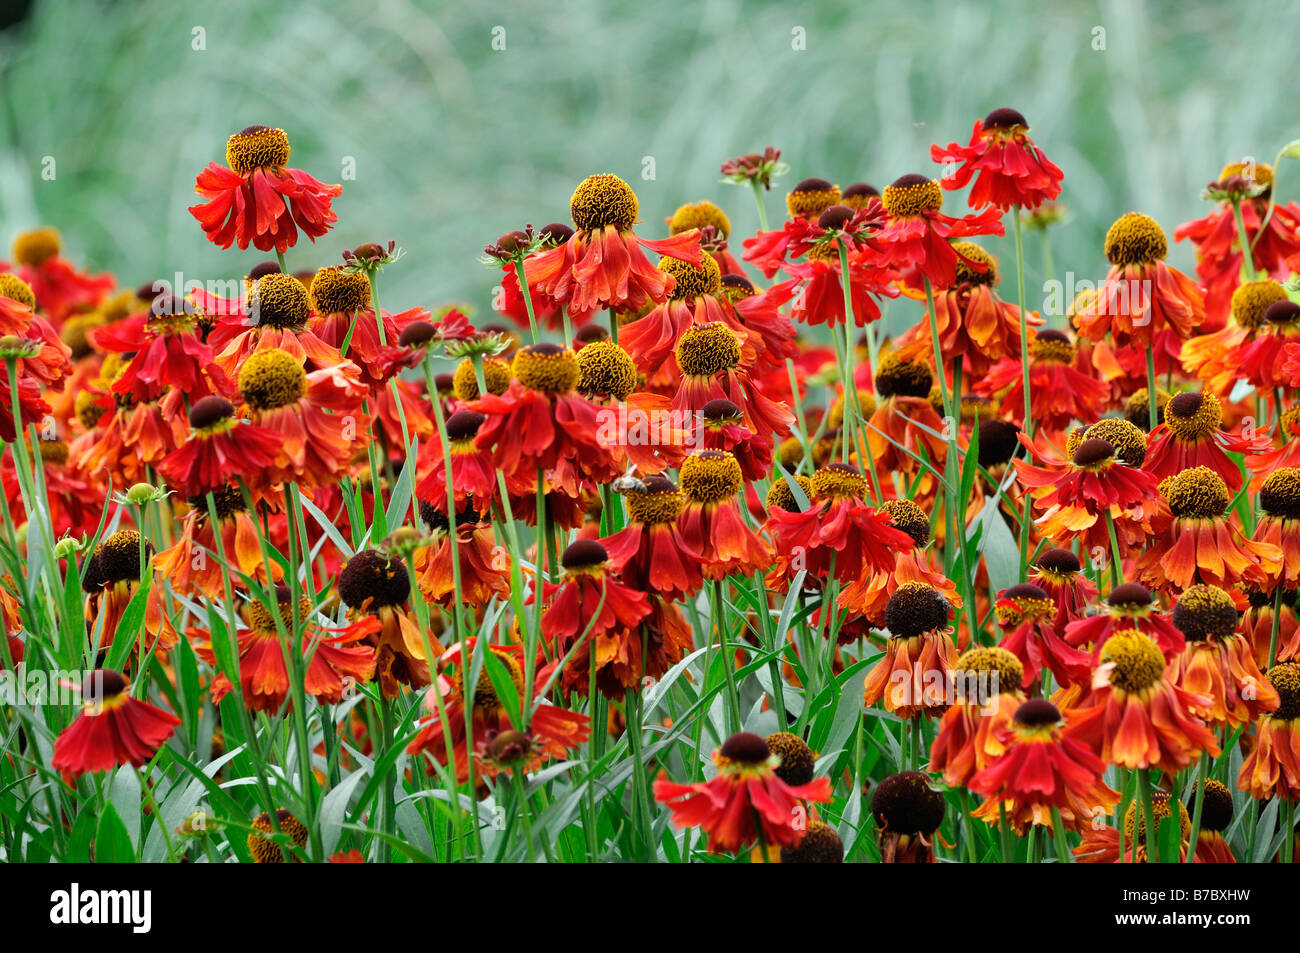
[[320, 769, 368, 856], [104, 564, 155, 672], [973, 497, 1019, 597], [1156, 813, 1181, 863], [94, 803, 136, 862]]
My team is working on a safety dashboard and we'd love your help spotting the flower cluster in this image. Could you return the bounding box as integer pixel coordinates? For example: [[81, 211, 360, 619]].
[[4, 111, 1300, 866]]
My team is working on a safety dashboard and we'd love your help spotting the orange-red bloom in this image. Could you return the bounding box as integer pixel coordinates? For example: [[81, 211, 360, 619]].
[[931, 108, 1064, 211], [969, 698, 1119, 833], [407, 640, 590, 783], [523, 173, 702, 317], [188, 125, 341, 253], [1070, 629, 1220, 774], [653, 731, 832, 854], [51, 670, 179, 782]]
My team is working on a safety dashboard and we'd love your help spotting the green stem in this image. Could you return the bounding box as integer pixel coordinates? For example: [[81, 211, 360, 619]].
[[750, 179, 770, 232]]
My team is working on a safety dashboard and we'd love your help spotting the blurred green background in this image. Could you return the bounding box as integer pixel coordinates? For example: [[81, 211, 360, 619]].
[[0, 0, 1294, 327]]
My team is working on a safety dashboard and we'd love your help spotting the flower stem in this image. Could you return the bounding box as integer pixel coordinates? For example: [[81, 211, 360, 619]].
[[750, 179, 770, 232], [1012, 211, 1033, 433], [1230, 198, 1258, 283]]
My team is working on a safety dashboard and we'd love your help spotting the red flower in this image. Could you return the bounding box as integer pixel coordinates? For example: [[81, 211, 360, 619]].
[[676, 450, 773, 580], [618, 255, 757, 386], [158, 396, 282, 498], [1070, 629, 1220, 774], [600, 475, 703, 602], [90, 295, 232, 404], [196, 588, 378, 713], [1073, 212, 1205, 350], [523, 173, 702, 316], [472, 344, 621, 491], [766, 463, 913, 593], [1174, 161, 1300, 326], [1014, 432, 1159, 556], [1029, 548, 1098, 640], [653, 731, 832, 855], [994, 583, 1094, 691], [540, 539, 652, 698], [928, 646, 1026, 787], [670, 322, 793, 443], [969, 698, 1119, 834], [415, 409, 498, 516], [188, 125, 341, 253], [1064, 581, 1186, 664], [874, 174, 1004, 291], [1144, 391, 1268, 493], [407, 639, 590, 783], [976, 329, 1108, 436], [931, 108, 1064, 211], [51, 670, 179, 782], [8, 227, 114, 323]]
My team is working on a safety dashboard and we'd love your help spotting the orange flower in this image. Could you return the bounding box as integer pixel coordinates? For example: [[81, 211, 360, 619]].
[[338, 549, 439, 699], [1254, 467, 1300, 589], [523, 173, 702, 317], [414, 502, 510, 609], [863, 582, 957, 718], [195, 586, 377, 713], [928, 646, 1026, 787], [1136, 467, 1281, 594], [1174, 162, 1300, 327], [51, 670, 179, 782], [408, 640, 590, 783], [153, 485, 273, 600], [894, 242, 1042, 378], [1074, 212, 1205, 355], [1166, 584, 1278, 728], [210, 271, 345, 377], [237, 348, 369, 491], [970, 698, 1119, 834], [619, 254, 756, 385], [654, 731, 832, 855], [1238, 662, 1300, 801], [976, 329, 1109, 436], [1070, 629, 1220, 774]]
